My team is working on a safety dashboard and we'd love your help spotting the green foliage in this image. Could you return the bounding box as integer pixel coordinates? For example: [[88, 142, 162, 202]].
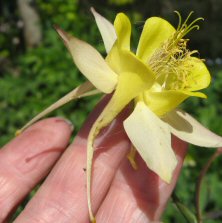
[[108, 0, 135, 6], [0, 1, 103, 145], [172, 193, 198, 223], [36, 0, 79, 28]]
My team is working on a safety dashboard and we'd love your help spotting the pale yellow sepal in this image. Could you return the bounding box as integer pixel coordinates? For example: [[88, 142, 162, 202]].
[[55, 26, 118, 93], [91, 7, 117, 53], [136, 17, 175, 63], [124, 101, 177, 183], [114, 13, 131, 50], [163, 109, 222, 147]]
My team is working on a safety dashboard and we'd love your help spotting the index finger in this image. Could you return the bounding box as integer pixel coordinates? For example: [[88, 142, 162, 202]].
[[0, 117, 73, 222]]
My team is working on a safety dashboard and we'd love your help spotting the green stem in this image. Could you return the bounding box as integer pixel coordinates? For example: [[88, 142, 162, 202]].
[[195, 148, 222, 223]]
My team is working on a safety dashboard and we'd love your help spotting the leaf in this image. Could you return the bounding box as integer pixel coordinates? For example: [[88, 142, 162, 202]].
[[172, 193, 198, 223]]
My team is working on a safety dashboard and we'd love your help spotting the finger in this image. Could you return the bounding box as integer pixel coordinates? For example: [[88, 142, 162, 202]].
[[96, 136, 188, 223], [14, 97, 132, 223], [0, 117, 73, 222]]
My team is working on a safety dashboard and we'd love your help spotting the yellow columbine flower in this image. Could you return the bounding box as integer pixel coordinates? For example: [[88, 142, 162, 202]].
[[18, 8, 222, 223]]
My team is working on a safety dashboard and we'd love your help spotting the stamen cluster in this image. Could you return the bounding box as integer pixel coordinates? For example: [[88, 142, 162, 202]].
[[148, 12, 203, 91]]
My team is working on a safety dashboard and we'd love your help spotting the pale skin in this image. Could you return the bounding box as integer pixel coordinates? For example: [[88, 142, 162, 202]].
[[0, 97, 187, 223]]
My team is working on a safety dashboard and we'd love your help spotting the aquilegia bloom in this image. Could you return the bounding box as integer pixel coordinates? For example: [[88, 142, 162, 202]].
[[18, 9, 222, 222]]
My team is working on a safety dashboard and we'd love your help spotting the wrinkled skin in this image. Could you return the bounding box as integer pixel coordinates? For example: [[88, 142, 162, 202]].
[[0, 97, 187, 223]]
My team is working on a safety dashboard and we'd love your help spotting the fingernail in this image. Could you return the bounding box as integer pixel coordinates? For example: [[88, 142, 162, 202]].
[[56, 117, 74, 131]]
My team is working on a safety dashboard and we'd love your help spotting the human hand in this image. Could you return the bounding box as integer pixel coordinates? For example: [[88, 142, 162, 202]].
[[0, 97, 187, 223]]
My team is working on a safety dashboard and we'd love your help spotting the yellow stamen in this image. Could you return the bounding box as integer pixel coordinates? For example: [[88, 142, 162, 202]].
[[147, 12, 204, 91]]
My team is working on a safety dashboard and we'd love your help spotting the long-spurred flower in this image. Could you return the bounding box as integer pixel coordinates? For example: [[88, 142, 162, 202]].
[[17, 9, 222, 223]]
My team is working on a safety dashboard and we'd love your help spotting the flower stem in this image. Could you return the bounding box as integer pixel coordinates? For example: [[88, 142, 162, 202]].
[[195, 148, 222, 223]]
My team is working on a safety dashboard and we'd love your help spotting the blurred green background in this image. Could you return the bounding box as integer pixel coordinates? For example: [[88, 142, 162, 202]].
[[1, 0, 222, 222]]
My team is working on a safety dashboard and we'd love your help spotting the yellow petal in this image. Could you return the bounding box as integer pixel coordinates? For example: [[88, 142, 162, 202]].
[[123, 101, 177, 183], [106, 47, 156, 81], [93, 69, 154, 131], [105, 45, 120, 73], [185, 57, 211, 91], [143, 89, 207, 116], [163, 109, 222, 148], [105, 13, 131, 71], [91, 7, 117, 53], [114, 13, 131, 50], [136, 17, 175, 63], [55, 26, 118, 93]]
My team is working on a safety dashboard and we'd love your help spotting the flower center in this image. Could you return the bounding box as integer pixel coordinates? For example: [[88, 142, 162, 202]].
[[147, 12, 204, 91]]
